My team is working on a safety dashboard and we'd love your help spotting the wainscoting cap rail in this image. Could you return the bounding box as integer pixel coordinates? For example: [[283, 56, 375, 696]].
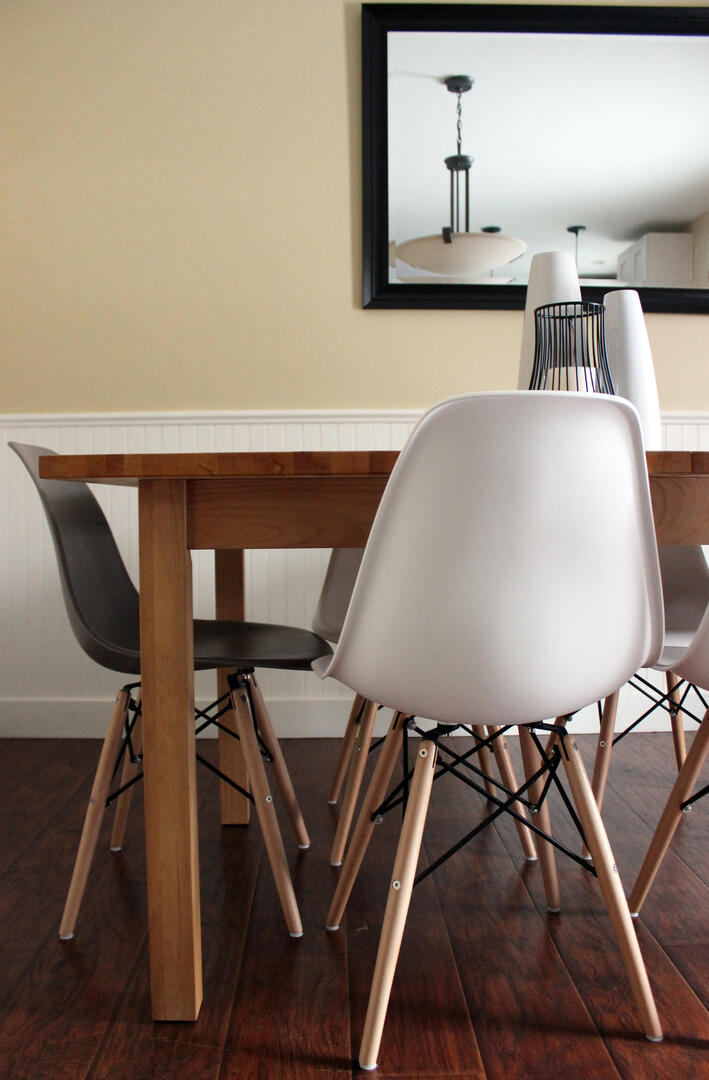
[[0, 408, 423, 428]]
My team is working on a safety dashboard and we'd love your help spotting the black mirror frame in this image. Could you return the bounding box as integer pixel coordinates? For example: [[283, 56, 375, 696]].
[[362, 3, 709, 312]]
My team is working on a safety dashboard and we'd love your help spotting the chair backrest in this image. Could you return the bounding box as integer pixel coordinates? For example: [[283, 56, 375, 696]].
[[312, 548, 364, 643], [321, 393, 664, 727], [9, 443, 141, 672], [518, 252, 581, 390]]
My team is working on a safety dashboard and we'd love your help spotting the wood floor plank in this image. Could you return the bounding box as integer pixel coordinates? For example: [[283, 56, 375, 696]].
[[426, 813, 622, 1080], [0, 737, 100, 877], [604, 730, 708, 890], [0, 734, 705, 1080], [219, 738, 353, 1080], [0, 766, 148, 1078], [663, 943, 709, 1004], [492, 734, 709, 1080]]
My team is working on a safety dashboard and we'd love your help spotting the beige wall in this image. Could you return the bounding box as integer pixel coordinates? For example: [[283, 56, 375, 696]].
[[2, 0, 708, 414]]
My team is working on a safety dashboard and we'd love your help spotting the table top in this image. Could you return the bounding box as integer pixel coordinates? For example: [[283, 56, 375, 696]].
[[37, 449, 709, 484], [39, 450, 400, 483]]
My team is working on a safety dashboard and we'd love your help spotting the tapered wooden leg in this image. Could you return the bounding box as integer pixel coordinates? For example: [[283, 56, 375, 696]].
[[488, 726, 537, 861], [561, 733, 663, 1041], [216, 549, 250, 824], [247, 673, 310, 849], [473, 725, 497, 799], [630, 711, 709, 916], [359, 739, 437, 1072], [327, 712, 405, 930], [519, 726, 560, 912], [330, 699, 378, 867], [59, 688, 130, 939], [228, 676, 302, 937], [110, 698, 142, 852], [666, 672, 687, 771], [582, 691, 619, 858], [590, 691, 619, 811], [328, 694, 365, 804]]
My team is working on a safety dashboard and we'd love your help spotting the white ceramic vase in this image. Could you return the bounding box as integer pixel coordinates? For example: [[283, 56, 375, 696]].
[[518, 252, 581, 390], [603, 289, 662, 450]]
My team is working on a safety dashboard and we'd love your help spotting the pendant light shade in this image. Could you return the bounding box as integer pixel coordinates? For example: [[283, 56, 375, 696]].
[[396, 231, 526, 277]]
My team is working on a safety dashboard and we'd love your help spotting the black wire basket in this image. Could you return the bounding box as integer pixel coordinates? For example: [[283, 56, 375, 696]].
[[530, 301, 615, 394]]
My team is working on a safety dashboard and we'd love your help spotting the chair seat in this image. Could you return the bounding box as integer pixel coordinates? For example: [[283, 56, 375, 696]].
[[193, 619, 331, 670]]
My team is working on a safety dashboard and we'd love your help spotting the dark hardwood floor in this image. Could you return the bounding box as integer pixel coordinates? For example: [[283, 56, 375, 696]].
[[0, 729, 706, 1079]]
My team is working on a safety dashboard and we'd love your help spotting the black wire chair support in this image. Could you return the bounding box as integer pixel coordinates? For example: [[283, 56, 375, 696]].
[[103, 668, 280, 810], [367, 717, 596, 889], [613, 674, 707, 747]]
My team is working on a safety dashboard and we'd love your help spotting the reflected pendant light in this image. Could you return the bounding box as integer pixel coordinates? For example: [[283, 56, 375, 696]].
[[395, 76, 526, 280]]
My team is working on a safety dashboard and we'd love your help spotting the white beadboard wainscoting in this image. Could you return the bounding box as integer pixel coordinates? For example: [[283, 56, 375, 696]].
[[1, 408, 707, 740]]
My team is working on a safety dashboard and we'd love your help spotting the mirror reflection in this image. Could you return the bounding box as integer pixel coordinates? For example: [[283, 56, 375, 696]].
[[387, 28, 709, 289]]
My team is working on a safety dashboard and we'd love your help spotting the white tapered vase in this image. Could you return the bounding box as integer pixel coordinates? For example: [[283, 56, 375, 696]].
[[603, 289, 662, 450], [518, 252, 581, 390]]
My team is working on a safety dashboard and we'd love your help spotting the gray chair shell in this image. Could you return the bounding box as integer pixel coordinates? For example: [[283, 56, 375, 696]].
[[10, 443, 330, 675]]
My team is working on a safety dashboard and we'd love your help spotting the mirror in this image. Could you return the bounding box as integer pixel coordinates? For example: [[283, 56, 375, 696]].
[[362, 4, 709, 311]]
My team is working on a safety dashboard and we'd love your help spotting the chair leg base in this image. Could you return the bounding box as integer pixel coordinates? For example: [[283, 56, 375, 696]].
[[646, 1034, 664, 1043], [298, 843, 310, 850], [359, 1062, 377, 1072], [58, 932, 74, 941], [289, 930, 304, 938], [525, 854, 538, 863], [326, 923, 340, 932]]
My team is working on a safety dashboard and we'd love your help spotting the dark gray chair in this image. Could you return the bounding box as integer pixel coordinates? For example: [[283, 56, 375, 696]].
[[9, 442, 331, 940]]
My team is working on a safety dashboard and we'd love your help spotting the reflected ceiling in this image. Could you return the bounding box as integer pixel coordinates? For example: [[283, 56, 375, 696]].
[[387, 31, 709, 285]]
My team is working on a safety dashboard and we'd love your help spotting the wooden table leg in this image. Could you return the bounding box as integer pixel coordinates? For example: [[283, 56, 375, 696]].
[[215, 549, 251, 824], [139, 479, 202, 1021]]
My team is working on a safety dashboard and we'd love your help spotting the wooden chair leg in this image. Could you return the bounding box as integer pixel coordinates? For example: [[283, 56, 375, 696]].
[[247, 674, 310, 850], [519, 726, 560, 912], [473, 724, 497, 799], [228, 677, 303, 937], [328, 694, 365, 805], [666, 671, 687, 771], [630, 711, 709, 916], [110, 698, 142, 851], [358, 739, 437, 1072], [330, 699, 378, 867], [581, 690, 619, 858], [327, 712, 405, 930], [488, 726, 537, 861], [59, 688, 130, 939], [561, 732, 663, 1041], [590, 691, 619, 810]]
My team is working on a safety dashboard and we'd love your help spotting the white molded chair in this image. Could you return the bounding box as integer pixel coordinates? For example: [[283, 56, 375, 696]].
[[630, 602, 709, 913], [586, 290, 709, 816], [314, 391, 664, 1069]]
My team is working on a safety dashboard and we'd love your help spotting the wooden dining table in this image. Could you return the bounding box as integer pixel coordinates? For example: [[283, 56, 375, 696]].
[[39, 447, 709, 1021]]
